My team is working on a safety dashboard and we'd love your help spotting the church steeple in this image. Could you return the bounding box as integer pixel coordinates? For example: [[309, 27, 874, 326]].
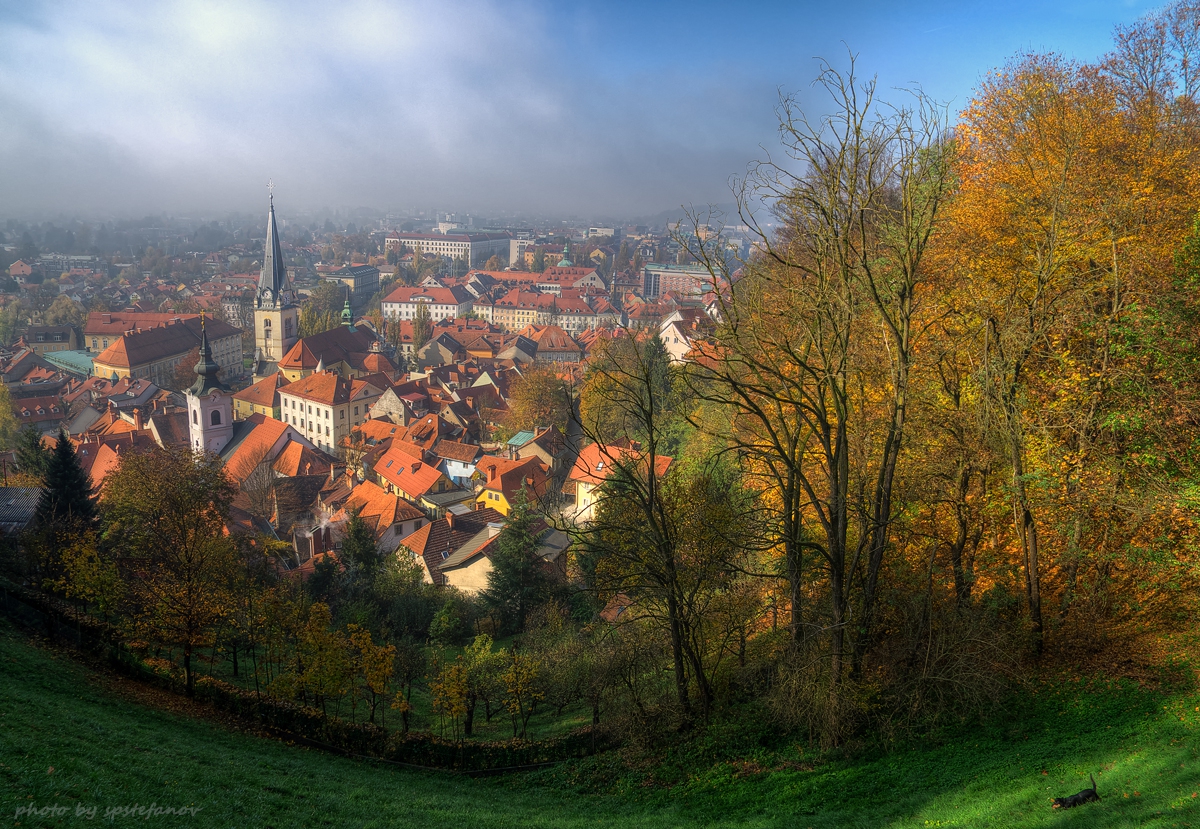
[[187, 313, 233, 455], [189, 314, 226, 396], [341, 285, 355, 331], [256, 188, 292, 310]]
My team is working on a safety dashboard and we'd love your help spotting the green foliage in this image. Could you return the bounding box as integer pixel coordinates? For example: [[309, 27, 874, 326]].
[[340, 509, 382, 574], [35, 428, 95, 528], [480, 495, 552, 634], [0, 301, 22, 346], [43, 294, 85, 328], [579, 333, 678, 447], [429, 599, 469, 646], [0, 384, 18, 451], [413, 302, 433, 352], [14, 425, 48, 481]]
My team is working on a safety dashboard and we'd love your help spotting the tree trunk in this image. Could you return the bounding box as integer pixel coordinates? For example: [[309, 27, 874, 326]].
[[1010, 432, 1043, 654], [464, 696, 476, 738], [183, 644, 194, 698]]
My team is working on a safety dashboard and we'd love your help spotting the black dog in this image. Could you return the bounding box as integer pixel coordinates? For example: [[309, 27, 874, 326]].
[[1052, 774, 1100, 809]]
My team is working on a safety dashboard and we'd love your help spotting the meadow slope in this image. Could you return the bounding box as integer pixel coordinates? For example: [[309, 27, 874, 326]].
[[1, 619, 1198, 828]]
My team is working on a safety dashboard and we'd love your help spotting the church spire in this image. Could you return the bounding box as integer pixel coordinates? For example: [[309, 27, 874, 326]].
[[341, 285, 355, 331], [189, 314, 226, 396], [256, 186, 291, 310]]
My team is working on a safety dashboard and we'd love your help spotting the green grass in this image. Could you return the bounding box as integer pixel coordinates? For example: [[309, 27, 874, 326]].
[[2, 617, 1199, 828]]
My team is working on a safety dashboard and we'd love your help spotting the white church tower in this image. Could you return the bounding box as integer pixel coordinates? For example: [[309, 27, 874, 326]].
[[187, 315, 234, 454]]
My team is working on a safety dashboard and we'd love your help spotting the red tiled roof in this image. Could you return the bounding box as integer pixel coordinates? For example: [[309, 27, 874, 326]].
[[375, 445, 448, 499], [569, 442, 672, 485], [234, 373, 289, 408], [476, 455, 550, 501]]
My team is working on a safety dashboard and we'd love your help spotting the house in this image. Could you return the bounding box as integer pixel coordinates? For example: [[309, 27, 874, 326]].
[[381, 285, 474, 323], [276, 370, 385, 454], [12, 395, 68, 436], [273, 323, 393, 382], [20, 325, 79, 356], [507, 425, 570, 474], [432, 439, 483, 486], [331, 480, 428, 554], [474, 455, 551, 515], [233, 373, 290, 420], [373, 442, 469, 515], [398, 506, 506, 585], [0, 488, 41, 537], [658, 308, 716, 363], [91, 316, 243, 385], [439, 519, 569, 594], [567, 441, 673, 523], [520, 325, 582, 362], [220, 413, 328, 485]]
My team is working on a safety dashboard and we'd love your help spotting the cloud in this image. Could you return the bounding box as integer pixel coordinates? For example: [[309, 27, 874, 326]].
[[0, 0, 775, 219]]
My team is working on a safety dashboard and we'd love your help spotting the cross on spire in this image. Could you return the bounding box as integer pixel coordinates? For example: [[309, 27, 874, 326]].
[[267, 179, 275, 204]]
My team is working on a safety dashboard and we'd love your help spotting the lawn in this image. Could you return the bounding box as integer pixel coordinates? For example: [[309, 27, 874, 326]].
[[2, 616, 1198, 828]]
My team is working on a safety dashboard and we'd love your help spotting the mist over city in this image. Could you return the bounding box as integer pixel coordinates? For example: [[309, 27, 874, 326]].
[[3, 3, 1198, 828]]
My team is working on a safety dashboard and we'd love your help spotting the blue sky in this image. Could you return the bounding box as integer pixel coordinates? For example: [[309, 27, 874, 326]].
[[0, 0, 1161, 220]]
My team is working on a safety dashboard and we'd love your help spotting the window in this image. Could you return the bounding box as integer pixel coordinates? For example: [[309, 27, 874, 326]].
[[354, 406, 358, 416], [192, 410, 197, 424], [340, 410, 344, 420], [300, 419, 305, 428], [211, 410, 221, 426], [325, 426, 330, 436]]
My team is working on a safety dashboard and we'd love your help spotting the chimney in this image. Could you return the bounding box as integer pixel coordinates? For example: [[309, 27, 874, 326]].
[[487, 463, 497, 483], [445, 512, 455, 530], [411, 461, 421, 474], [132, 407, 143, 431]]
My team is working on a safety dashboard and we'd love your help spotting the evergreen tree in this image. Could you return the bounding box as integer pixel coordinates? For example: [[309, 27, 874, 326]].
[[14, 425, 48, 480], [36, 428, 95, 528], [341, 509, 381, 574], [480, 495, 551, 633]]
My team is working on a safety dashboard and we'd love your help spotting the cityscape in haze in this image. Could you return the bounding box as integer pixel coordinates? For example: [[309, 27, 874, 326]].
[[5, 2, 1200, 828]]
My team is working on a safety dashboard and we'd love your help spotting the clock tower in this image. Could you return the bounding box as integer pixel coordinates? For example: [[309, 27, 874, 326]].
[[254, 191, 299, 361]]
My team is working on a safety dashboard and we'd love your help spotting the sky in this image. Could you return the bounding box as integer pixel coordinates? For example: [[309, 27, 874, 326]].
[[0, 0, 1164, 222]]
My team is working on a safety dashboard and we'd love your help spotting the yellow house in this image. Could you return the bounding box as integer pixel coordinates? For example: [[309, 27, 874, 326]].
[[232, 373, 289, 420], [473, 455, 551, 516]]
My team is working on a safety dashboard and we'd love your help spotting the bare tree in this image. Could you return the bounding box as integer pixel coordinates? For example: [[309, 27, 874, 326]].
[[679, 55, 953, 685]]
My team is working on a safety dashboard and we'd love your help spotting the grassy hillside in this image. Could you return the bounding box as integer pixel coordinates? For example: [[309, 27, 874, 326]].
[[1, 618, 1198, 828]]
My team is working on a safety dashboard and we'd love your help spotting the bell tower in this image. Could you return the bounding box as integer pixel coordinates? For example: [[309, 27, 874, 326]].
[[254, 186, 299, 361], [187, 316, 234, 454]]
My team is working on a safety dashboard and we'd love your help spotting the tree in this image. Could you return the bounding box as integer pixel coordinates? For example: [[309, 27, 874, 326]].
[[680, 57, 953, 687], [43, 295, 85, 328], [484, 254, 505, 271], [0, 384, 19, 450], [480, 495, 553, 634], [579, 333, 676, 449], [36, 428, 95, 529], [102, 446, 238, 696], [298, 304, 339, 338], [501, 648, 542, 739], [13, 426, 48, 481], [340, 509, 382, 575], [0, 302, 22, 347], [412, 302, 433, 352], [506, 363, 571, 434], [170, 346, 200, 392], [347, 623, 396, 724], [531, 249, 546, 273]]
